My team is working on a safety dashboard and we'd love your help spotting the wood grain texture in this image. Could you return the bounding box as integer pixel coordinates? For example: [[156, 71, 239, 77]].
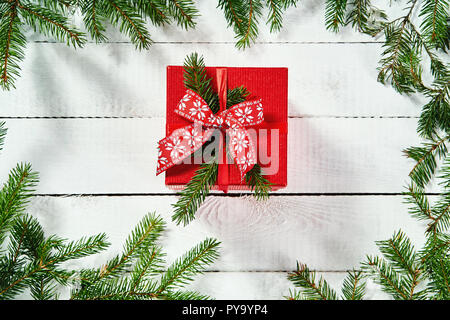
[[28, 195, 425, 272], [186, 272, 391, 300], [0, 118, 423, 195], [0, 43, 425, 117]]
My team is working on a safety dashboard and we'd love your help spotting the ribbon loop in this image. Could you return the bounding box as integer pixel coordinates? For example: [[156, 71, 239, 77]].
[[157, 89, 264, 180]]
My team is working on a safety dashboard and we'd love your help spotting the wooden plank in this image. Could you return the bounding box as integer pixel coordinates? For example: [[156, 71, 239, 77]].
[[0, 43, 426, 117], [0, 118, 423, 194], [27, 195, 426, 272]]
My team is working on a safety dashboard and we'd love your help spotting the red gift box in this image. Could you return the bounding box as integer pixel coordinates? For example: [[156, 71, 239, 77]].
[[164, 66, 288, 191]]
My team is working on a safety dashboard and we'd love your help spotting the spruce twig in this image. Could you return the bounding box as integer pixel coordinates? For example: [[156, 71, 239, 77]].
[[287, 263, 338, 300], [0, 0, 200, 90], [183, 52, 220, 113], [172, 162, 219, 226], [71, 213, 220, 300], [325, 0, 348, 32], [218, 0, 298, 48], [245, 164, 273, 200], [341, 270, 366, 300]]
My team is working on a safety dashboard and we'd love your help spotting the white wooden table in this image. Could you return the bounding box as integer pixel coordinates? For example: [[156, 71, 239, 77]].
[[0, 0, 430, 299]]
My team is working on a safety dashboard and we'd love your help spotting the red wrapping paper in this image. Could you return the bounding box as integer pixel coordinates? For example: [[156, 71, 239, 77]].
[[165, 66, 288, 190]]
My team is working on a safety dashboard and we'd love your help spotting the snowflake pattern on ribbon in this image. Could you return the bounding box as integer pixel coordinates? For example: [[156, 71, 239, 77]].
[[157, 90, 263, 179]]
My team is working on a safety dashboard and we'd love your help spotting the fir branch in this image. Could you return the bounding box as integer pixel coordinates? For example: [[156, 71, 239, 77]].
[[133, 0, 170, 26], [219, 0, 277, 49], [79, 0, 107, 43], [0, 0, 201, 89], [428, 193, 450, 233], [183, 52, 219, 113], [158, 238, 220, 294], [418, 90, 450, 139], [346, 0, 387, 33], [217, 0, 246, 35], [280, 0, 298, 8], [287, 262, 338, 300], [0, 1, 26, 90], [341, 269, 366, 300], [420, 233, 450, 299], [363, 255, 410, 300], [325, 0, 348, 32], [0, 263, 31, 299], [50, 233, 109, 263], [285, 288, 303, 300], [122, 212, 165, 261], [72, 212, 165, 298], [245, 163, 273, 200], [421, 232, 450, 264], [266, 0, 296, 32], [0, 163, 38, 248], [428, 256, 450, 299], [346, 0, 369, 32], [404, 136, 448, 188], [129, 246, 165, 291], [404, 17, 449, 85], [227, 85, 250, 108], [377, 21, 421, 94], [266, 0, 282, 32], [17, 1, 86, 47], [166, 0, 198, 29], [405, 182, 434, 222], [102, 0, 152, 50], [72, 222, 219, 300], [29, 274, 58, 300], [373, 1, 423, 94], [0, 229, 108, 299], [375, 230, 426, 299], [419, 0, 450, 50], [236, 0, 263, 49], [172, 162, 219, 226], [376, 230, 418, 276]]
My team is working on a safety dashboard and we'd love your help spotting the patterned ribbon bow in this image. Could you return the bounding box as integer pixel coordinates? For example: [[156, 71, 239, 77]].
[[156, 89, 264, 179]]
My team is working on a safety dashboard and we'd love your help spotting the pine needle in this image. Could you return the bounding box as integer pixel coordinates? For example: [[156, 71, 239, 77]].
[[172, 162, 219, 226], [245, 164, 273, 200], [287, 262, 338, 300]]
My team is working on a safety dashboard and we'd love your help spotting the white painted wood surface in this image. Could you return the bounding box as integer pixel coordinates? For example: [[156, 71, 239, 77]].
[[0, 0, 442, 300], [0, 118, 424, 194]]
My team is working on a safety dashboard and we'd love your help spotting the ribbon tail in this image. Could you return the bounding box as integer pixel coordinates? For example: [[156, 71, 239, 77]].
[[227, 125, 258, 181], [156, 124, 214, 175]]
